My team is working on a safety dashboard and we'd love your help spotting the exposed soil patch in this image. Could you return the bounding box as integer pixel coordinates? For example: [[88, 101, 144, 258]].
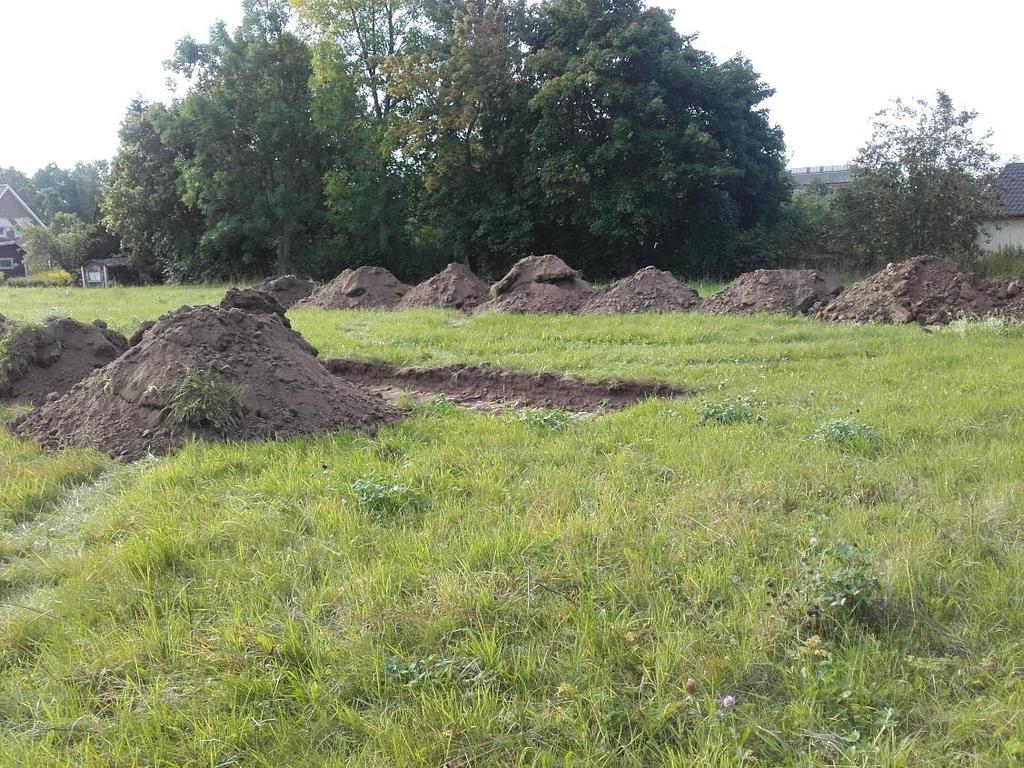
[[325, 358, 688, 413], [254, 274, 316, 309], [220, 287, 289, 324], [579, 267, 701, 314], [477, 255, 593, 314], [816, 256, 995, 325], [703, 269, 840, 316], [399, 263, 490, 311], [0, 318, 128, 405], [12, 306, 402, 461], [298, 267, 410, 309]]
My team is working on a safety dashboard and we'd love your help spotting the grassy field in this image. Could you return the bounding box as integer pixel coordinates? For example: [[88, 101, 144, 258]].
[[1, 286, 1023, 766]]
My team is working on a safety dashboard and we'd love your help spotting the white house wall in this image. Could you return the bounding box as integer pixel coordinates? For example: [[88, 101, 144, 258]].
[[979, 218, 1024, 252]]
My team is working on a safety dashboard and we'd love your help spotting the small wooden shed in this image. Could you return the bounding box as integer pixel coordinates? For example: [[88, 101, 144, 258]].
[[81, 257, 132, 288]]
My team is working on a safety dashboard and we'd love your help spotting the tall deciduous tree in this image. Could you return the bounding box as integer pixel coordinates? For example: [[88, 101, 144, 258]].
[[102, 100, 203, 282], [836, 91, 1000, 267], [522, 0, 788, 276], [168, 0, 330, 277]]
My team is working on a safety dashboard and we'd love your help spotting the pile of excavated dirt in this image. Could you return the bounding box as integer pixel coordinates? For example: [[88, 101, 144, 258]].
[[12, 306, 402, 460], [477, 255, 593, 314], [325, 359, 688, 413], [298, 267, 409, 309], [398, 263, 491, 311], [989, 280, 1024, 319], [0, 317, 128, 405], [703, 269, 841, 316], [254, 274, 316, 309], [816, 256, 995, 325], [221, 287, 289, 324], [579, 267, 701, 314]]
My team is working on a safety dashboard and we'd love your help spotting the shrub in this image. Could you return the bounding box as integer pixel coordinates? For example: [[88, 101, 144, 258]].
[[698, 395, 764, 426], [166, 367, 247, 434], [975, 246, 1024, 280], [812, 419, 881, 452], [4, 269, 73, 288]]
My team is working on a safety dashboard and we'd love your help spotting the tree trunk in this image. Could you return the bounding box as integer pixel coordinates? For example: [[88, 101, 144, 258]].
[[277, 230, 292, 274]]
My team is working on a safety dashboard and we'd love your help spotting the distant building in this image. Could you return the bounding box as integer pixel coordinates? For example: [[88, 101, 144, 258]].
[[789, 164, 854, 193], [0, 184, 44, 278], [979, 163, 1024, 253]]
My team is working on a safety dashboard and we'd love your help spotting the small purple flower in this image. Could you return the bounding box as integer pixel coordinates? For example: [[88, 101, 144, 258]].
[[721, 694, 737, 709]]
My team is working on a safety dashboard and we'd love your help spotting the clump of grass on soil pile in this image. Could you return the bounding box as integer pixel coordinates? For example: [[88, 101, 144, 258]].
[[1, 288, 1024, 765], [166, 367, 247, 434], [0, 323, 43, 382]]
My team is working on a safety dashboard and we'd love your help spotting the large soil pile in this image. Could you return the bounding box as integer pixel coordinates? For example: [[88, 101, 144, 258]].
[[477, 255, 593, 314], [254, 275, 316, 308], [703, 269, 841, 316], [816, 256, 995, 325], [0, 318, 128, 405], [220, 287, 289, 324], [398, 263, 490, 311], [579, 267, 701, 314], [12, 306, 401, 460], [298, 267, 409, 309]]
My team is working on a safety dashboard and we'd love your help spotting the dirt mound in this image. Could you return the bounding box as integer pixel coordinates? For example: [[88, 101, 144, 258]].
[[12, 306, 402, 460], [220, 287, 288, 324], [703, 269, 840, 316], [398, 263, 490, 311], [817, 256, 995, 325], [0, 318, 128, 405], [579, 267, 701, 314], [988, 280, 1024, 319], [298, 267, 409, 309], [254, 274, 316, 308], [477, 255, 593, 314], [325, 359, 688, 413]]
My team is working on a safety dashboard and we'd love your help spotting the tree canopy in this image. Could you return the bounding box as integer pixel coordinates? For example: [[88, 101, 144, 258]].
[[98, 0, 791, 282]]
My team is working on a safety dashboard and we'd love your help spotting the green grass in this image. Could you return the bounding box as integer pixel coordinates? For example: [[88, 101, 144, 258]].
[[1, 287, 1024, 765]]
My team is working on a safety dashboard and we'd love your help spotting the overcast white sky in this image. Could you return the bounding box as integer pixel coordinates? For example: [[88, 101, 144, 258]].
[[1, 0, 1020, 173]]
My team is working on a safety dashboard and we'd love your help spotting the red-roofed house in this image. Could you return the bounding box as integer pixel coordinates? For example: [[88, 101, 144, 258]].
[[0, 184, 44, 278]]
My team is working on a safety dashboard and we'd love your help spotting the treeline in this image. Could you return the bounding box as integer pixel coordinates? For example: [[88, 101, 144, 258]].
[[97, 0, 792, 283]]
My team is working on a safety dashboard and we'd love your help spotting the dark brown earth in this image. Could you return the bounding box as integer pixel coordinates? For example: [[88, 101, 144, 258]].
[[298, 267, 410, 309], [0, 317, 128, 405], [12, 306, 402, 460], [220, 287, 289, 324], [325, 358, 688, 413], [989, 280, 1024, 319], [254, 274, 316, 309], [703, 269, 841, 316], [579, 267, 701, 314], [398, 263, 491, 311], [477, 254, 593, 314], [816, 256, 995, 325]]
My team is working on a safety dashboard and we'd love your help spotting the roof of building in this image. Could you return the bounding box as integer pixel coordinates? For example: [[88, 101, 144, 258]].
[[83, 257, 131, 267], [789, 164, 854, 188], [993, 163, 1024, 218], [0, 184, 45, 227]]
